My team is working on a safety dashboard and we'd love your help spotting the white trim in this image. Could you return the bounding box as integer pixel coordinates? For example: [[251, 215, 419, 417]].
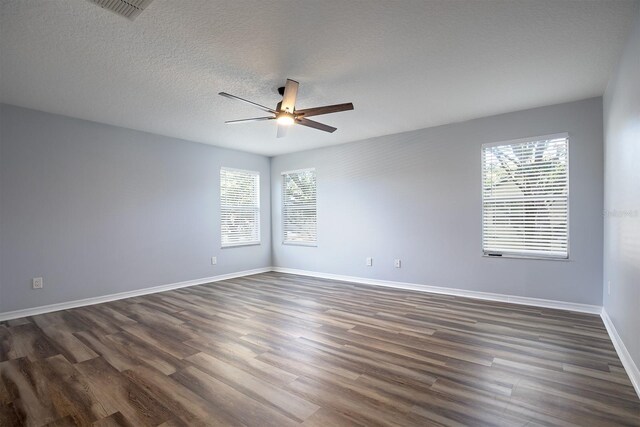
[[600, 308, 640, 398], [480, 133, 570, 260], [270, 267, 601, 314], [270, 268, 640, 398], [281, 168, 317, 246], [221, 241, 261, 248], [481, 132, 569, 149], [282, 241, 317, 247], [281, 167, 315, 175], [4, 265, 635, 400], [220, 166, 260, 175], [0, 267, 271, 322], [220, 167, 261, 248], [482, 254, 572, 262]]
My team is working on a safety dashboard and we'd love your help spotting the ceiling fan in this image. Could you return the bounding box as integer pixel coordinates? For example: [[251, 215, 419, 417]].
[[219, 79, 354, 138]]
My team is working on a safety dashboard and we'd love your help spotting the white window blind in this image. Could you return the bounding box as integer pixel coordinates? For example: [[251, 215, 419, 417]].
[[482, 134, 569, 259], [220, 167, 260, 247], [282, 168, 317, 245]]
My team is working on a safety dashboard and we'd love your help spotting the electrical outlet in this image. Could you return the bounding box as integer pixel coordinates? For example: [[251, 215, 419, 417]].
[[608, 281, 611, 295], [366, 257, 373, 267], [32, 277, 43, 289], [394, 259, 401, 268], [211, 256, 217, 265]]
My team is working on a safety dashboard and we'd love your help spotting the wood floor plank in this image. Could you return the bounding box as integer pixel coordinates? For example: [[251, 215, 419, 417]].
[[171, 366, 300, 427], [34, 354, 109, 425], [0, 326, 10, 363], [121, 364, 240, 426], [301, 407, 363, 426], [73, 331, 140, 373], [0, 402, 23, 427], [103, 331, 189, 375], [92, 411, 136, 427], [0, 357, 58, 426], [39, 326, 99, 364], [74, 357, 173, 427], [70, 307, 130, 336], [117, 324, 197, 360], [0, 272, 638, 426], [183, 338, 298, 387], [185, 351, 320, 421], [3, 324, 59, 362]]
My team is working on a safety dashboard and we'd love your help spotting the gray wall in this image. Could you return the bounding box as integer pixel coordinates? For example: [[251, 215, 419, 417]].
[[0, 97, 608, 313], [603, 7, 640, 371], [271, 98, 604, 305], [0, 104, 271, 313]]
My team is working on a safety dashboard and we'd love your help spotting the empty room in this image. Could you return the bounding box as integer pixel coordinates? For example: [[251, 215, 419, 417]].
[[1, 0, 639, 426]]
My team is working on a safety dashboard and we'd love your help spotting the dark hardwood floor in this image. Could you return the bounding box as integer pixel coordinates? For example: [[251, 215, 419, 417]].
[[1, 272, 639, 426]]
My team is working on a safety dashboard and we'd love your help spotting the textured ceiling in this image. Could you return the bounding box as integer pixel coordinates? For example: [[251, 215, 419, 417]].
[[1, 0, 637, 156]]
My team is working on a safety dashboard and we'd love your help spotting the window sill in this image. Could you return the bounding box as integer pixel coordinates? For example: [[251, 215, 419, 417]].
[[482, 254, 570, 262], [221, 242, 261, 249], [283, 241, 317, 247]]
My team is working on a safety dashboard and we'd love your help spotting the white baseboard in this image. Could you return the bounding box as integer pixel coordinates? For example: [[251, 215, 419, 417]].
[[271, 267, 639, 398], [601, 308, 640, 398], [0, 267, 271, 322], [0, 266, 601, 321], [1, 265, 637, 399], [270, 267, 602, 314]]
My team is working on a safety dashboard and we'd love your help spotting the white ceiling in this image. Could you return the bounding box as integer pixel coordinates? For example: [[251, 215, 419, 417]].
[[1, 0, 637, 156]]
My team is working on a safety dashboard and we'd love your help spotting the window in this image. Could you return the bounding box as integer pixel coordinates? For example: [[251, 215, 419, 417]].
[[282, 168, 317, 245], [220, 167, 260, 247], [482, 134, 569, 259]]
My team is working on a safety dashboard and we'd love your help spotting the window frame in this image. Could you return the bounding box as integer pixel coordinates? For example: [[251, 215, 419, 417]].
[[480, 133, 570, 261], [281, 168, 317, 247], [220, 166, 261, 248]]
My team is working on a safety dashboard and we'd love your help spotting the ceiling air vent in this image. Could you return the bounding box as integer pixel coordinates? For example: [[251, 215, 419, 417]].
[[86, 0, 154, 20]]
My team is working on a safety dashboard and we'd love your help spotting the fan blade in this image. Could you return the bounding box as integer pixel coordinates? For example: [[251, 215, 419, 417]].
[[219, 92, 276, 114], [225, 116, 275, 124], [296, 118, 337, 133], [295, 103, 354, 118], [280, 79, 299, 113], [276, 124, 289, 138]]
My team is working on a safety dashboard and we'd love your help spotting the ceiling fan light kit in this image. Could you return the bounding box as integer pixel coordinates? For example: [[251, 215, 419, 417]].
[[276, 112, 295, 126], [219, 79, 354, 138]]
